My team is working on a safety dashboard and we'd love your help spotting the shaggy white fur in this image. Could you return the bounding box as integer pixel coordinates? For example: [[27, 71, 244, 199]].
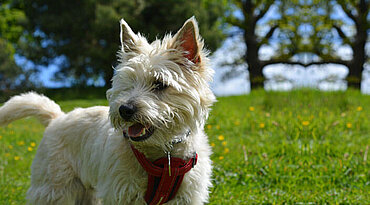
[[0, 17, 215, 205]]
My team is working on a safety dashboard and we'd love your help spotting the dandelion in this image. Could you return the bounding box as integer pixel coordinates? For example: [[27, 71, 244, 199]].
[[30, 142, 36, 147], [8, 145, 13, 149], [357, 106, 363, 111], [14, 156, 20, 161], [224, 148, 230, 154], [207, 125, 212, 129], [219, 156, 224, 160], [210, 143, 215, 147], [259, 123, 265, 128], [222, 141, 227, 146], [249, 106, 255, 111], [218, 135, 225, 141], [302, 121, 310, 126], [17, 141, 25, 146], [28, 147, 33, 152], [346, 123, 352, 128], [234, 121, 240, 126]]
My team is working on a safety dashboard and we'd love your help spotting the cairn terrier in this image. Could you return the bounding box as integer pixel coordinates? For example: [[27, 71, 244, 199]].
[[0, 17, 215, 204]]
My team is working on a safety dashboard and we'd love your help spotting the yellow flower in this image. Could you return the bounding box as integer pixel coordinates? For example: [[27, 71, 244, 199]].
[[5, 153, 10, 157], [17, 141, 25, 146], [346, 123, 352, 128], [357, 106, 363, 111], [30, 142, 36, 147], [219, 156, 224, 160], [259, 123, 265, 128], [210, 143, 215, 147], [234, 121, 240, 126], [207, 125, 212, 129], [216, 125, 220, 130], [222, 141, 227, 146], [0, 135, 2, 140], [249, 106, 255, 111], [8, 145, 13, 149], [218, 135, 225, 141], [14, 156, 20, 161], [302, 121, 310, 126], [28, 147, 33, 152], [224, 148, 230, 154]]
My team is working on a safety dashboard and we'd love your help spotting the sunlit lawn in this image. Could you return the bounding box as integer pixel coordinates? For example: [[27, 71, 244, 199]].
[[0, 89, 369, 204]]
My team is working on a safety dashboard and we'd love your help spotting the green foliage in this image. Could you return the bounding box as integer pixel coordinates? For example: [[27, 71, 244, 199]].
[[0, 39, 21, 90], [0, 89, 369, 203], [0, 1, 25, 90], [0, 0, 26, 43], [15, 0, 226, 85]]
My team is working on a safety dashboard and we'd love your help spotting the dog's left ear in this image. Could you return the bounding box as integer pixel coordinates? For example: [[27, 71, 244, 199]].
[[172, 17, 201, 64], [120, 19, 139, 53]]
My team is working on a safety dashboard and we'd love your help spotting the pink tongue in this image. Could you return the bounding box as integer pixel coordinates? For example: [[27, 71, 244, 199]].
[[128, 123, 145, 138]]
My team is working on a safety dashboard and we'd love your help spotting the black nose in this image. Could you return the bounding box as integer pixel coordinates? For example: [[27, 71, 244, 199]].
[[119, 104, 137, 120]]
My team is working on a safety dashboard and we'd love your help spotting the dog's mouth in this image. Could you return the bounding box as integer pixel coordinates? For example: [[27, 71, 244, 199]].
[[123, 123, 154, 141]]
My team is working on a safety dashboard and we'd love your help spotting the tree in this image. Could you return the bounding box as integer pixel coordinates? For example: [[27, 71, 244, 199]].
[[224, 0, 369, 90], [0, 0, 28, 90], [309, 0, 369, 89], [14, 0, 226, 86], [225, 0, 310, 89]]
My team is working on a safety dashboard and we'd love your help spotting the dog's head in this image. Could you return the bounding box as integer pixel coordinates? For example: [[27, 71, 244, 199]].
[[107, 17, 215, 148]]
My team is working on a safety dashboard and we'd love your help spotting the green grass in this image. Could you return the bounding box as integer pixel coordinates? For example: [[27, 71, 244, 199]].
[[1, 89, 369, 204]]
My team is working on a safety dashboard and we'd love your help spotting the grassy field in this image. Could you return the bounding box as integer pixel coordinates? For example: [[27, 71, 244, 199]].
[[0, 89, 369, 204]]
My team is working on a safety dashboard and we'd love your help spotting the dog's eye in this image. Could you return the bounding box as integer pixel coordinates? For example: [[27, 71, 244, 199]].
[[153, 80, 168, 91]]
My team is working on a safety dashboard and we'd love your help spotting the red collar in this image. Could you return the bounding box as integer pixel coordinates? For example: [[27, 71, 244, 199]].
[[130, 145, 197, 205]]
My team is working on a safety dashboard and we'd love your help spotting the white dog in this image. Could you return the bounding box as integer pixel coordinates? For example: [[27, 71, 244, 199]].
[[0, 17, 215, 204]]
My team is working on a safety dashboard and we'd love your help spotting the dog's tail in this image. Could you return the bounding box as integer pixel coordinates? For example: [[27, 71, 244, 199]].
[[0, 92, 64, 127]]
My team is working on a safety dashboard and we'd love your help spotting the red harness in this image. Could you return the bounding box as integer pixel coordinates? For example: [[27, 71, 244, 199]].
[[130, 145, 197, 205]]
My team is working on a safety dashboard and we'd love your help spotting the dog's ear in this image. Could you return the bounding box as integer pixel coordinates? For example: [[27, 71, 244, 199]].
[[172, 17, 200, 64], [120, 19, 138, 52]]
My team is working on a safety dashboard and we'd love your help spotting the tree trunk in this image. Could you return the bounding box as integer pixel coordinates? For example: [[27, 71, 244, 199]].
[[346, 62, 363, 89], [249, 64, 264, 90], [346, 2, 367, 90], [347, 20, 366, 89], [244, 29, 265, 90]]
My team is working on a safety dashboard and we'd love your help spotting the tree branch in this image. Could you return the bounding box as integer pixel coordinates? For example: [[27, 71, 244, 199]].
[[225, 16, 244, 29], [265, 24, 278, 39], [303, 59, 350, 67], [261, 59, 306, 67], [254, 1, 274, 23], [337, 0, 358, 23], [258, 24, 278, 47], [239, 0, 253, 19], [333, 25, 352, 45], [261, 58, 350, 67]]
